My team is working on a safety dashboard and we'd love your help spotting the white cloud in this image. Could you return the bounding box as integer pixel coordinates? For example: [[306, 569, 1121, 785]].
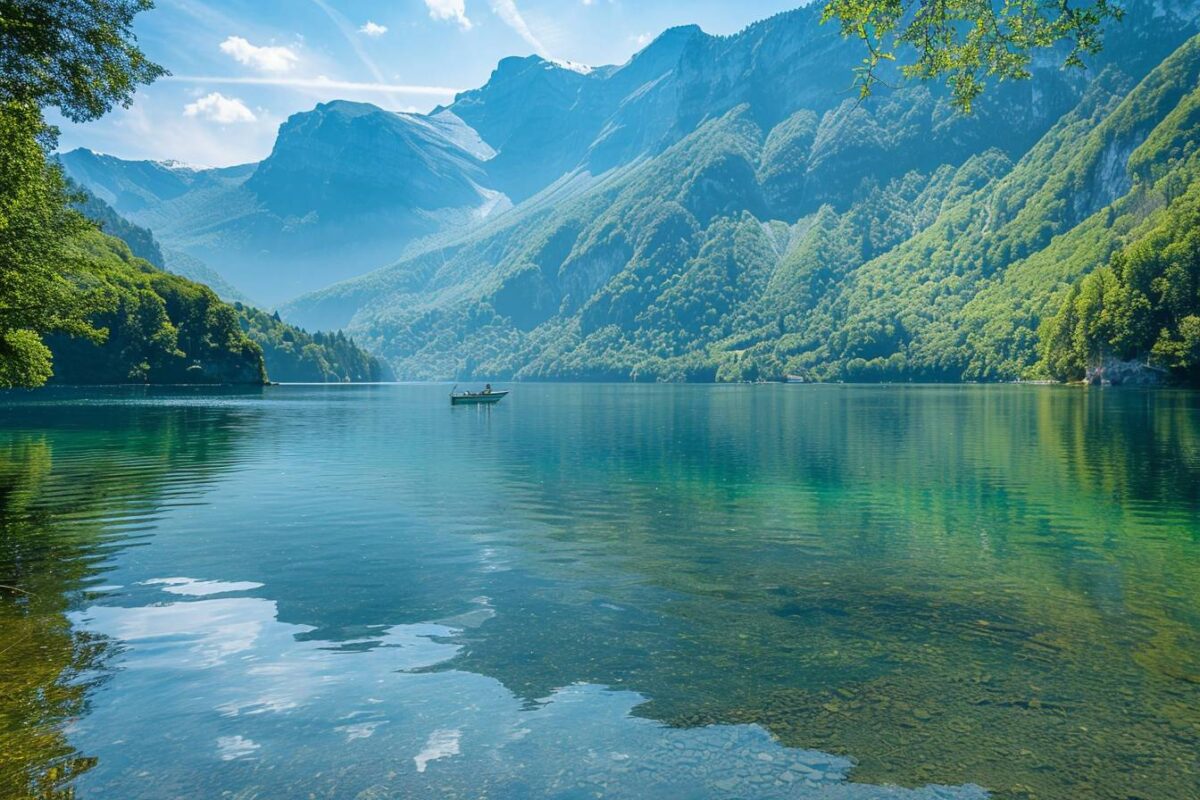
[[183, 92, 257, 124], [358, 20, 388, 37], [219, 35, 299, 73], [489, 0, 548, 56], [54, 96, 277, 167], [424, 0, 472, 30]]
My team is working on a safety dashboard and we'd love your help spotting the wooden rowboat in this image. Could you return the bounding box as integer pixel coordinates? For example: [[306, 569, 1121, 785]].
[[450, 390, 509, 405]]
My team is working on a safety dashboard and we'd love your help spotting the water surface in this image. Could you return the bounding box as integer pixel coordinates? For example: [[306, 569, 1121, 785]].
[[1, 384, 1198, 799]]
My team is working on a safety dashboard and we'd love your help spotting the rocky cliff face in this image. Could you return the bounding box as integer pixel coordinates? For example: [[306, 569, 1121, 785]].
[[59, 102, 510, 304], [249, 100, 493, 217], [279, 11, 1200, 383]]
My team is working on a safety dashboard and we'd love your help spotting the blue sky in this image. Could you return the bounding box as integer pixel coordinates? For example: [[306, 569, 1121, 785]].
[[54, 0, 806, 166]]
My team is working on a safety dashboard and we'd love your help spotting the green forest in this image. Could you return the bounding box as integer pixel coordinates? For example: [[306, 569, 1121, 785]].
[[235, 305, 392, 383], [42, 228, 265, 385], [6, 1, 1200, 387], [287, 25, 1200, 387], [74, 187, 392, 383], [0, 95, 263, 387]]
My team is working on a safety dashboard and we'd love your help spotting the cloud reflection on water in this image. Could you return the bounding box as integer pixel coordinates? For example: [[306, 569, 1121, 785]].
[[68, 578, 987, 799]]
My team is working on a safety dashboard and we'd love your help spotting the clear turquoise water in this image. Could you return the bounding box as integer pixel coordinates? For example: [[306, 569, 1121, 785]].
[[1, 384, 1198, 799]]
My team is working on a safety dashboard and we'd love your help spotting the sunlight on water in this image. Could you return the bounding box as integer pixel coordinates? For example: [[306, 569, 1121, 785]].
[[2, 384, 1198, 799]]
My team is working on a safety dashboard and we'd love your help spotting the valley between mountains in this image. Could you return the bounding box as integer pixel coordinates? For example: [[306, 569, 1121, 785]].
[[62, 2, 1200, 384]]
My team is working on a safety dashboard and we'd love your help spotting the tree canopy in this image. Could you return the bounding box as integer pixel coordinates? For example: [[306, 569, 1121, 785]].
[[0, 0, 165, 124], [821, 0, 1124, 111], [0, 0, 163, 387], [0, 102, 109, 388]]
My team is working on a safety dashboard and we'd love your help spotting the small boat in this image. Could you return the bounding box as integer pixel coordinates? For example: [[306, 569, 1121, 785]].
[[450, 387, 509, 405]]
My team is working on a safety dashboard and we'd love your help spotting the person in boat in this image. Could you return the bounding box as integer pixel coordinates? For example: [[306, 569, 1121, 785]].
[[483, 384, 492, 395]]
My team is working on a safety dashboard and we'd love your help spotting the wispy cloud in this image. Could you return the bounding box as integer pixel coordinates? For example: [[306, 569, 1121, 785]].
[[183, 92, 257, 123], [425, 0, 472, 30], [166, 75, 459, 97], [489, 0, 549, 57], [310, 0, 402, 105], [219, 36, 299, 73], [358, 21, 388, 37]]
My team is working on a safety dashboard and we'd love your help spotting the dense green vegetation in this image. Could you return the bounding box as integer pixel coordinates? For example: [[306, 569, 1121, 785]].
[[1039, 182, 1200, 383], [236, 304, 392, 383], [43, 231, 265, 384], [285, 23, 1200, 387], [820, 0, 1123, 111], [59, 184, 394, 385], [0, 1, 164, 122], [0, 102, 107, 388], [74, 189, 391, 383]]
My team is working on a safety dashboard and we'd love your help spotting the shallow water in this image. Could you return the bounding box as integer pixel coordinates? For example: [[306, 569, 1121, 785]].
[[1, 384, 1198, 799]]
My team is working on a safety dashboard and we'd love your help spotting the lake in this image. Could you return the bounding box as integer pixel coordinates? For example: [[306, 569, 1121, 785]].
[[1, 384, 1198, 800]]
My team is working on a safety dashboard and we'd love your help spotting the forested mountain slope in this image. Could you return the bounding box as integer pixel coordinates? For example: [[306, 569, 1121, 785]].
[[283, 10, 1200, 384], [73, 191, 391, 383], [62, 3, 1157, 306], [45, 230, 266, 385], [61, 2, 1200, 383]]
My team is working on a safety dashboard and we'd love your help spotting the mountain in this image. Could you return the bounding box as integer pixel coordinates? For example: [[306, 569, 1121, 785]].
[[69, 178, 251, 303], [276, 2, 1200, 383], [71, 183, 166, 266], [61, 4, 1071, 306], [58, 100, 509, 303], [71, 189, 393, 383], [63, 2, 1200, 383], [47, 229, 267, 385]]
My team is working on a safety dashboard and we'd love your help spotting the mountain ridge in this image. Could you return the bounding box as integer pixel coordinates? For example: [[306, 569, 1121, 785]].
[[62, 1, 1200, 383]]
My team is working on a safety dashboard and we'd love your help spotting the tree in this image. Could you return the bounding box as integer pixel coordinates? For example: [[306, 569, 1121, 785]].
[[0, 102, 109, 388], [0, 0, 162, 387], [821, 0, 1124, 112], [0, 0, 165, 124]]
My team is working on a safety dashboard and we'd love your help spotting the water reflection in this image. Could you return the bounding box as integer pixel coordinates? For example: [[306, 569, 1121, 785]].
[[1, 385, 1198, 800], [0, 390, 264, 798], [70, 578, 983, 799], [0, 437, 102, 799], [453, 386, 1200, 798]]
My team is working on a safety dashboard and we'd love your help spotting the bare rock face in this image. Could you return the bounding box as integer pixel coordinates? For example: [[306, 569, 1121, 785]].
[[248, 101, 493, 217], [1085, 358, 1167, 386]]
